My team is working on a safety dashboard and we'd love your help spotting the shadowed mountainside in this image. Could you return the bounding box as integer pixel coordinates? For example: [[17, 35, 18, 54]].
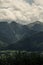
[[7, 31, 43, 51], [0, 21, 43, 51], [0, 21, 36, 50]]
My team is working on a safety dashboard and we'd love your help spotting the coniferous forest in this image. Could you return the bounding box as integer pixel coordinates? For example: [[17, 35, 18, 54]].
[[0, 51, 43, 65]]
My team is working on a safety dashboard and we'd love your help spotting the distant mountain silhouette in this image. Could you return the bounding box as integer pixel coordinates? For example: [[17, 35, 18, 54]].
[[0, 20, 36, 50], [0, 21, 43, 51]]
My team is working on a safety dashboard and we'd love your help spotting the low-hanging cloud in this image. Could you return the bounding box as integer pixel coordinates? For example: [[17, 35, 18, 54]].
[[0, 0, 43, 25]]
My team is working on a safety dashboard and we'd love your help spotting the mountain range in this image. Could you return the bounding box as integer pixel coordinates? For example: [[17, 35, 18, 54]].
[[0, 21, 43, 51]]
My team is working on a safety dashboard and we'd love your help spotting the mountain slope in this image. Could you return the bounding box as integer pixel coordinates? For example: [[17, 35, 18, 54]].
[[0, 21, 43, 50], [6, 31, 43, 51], [0, 21, 36, 49]]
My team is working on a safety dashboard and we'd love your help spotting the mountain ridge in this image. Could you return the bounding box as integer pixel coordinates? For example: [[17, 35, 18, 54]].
[[0, 20, 43, 51]]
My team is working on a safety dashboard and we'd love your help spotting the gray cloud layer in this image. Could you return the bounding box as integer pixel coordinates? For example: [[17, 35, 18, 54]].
[[0, 0, 43, 24]]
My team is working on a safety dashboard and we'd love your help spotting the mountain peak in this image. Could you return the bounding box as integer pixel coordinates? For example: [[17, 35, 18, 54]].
[[27, 21, 43, 32], [33, 21, 41, 24], [35, 21, 40, 23], [28, 21, 42, 26]]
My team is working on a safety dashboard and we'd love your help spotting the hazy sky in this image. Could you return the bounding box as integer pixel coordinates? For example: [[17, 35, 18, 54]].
[[0, 0, 43, 24]]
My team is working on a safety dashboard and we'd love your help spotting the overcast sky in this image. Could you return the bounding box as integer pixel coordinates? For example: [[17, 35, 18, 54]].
[[0, 0, 43, 25]]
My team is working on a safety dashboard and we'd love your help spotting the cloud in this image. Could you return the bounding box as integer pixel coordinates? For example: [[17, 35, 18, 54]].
[[0, 0, 43, 25]]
